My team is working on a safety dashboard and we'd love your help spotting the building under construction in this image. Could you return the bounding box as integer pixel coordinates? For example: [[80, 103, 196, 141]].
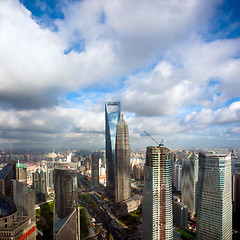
[[142, 146, 173, 240]]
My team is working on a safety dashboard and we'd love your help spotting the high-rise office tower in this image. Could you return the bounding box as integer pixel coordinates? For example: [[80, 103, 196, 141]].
[[0, 162, 16, 199], [86, 156, 90, 171], [105, 102, 121, 190], [16, 162, 27, 185], [115, 115, 131, 202], [181, 158, 198, 212], [91, 153, 99, 188], [234, 173, 240, 230], [0, 162, 35, 221], [33, 167, 47, 203], [173, 201, 188, 230], [173, 164, 182, 192], [12, 179, 35, 221], [142, 146, 173, 240], [53, 162, 80, 240], [196, 151, 232, 240], [47, 162, 54, 191]]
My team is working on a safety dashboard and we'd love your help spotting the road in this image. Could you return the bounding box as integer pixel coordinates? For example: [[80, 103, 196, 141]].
[[80, 191, 128, 240]]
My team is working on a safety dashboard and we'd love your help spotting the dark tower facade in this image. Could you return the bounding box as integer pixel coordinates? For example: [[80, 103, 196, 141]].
[[54, 162, 77, 218], [234, 173, 240, 230], [115, 115, 131, 202], [105, 102, 121, 190], [53, 162, 79, 240], [0, 162, 16, 199]]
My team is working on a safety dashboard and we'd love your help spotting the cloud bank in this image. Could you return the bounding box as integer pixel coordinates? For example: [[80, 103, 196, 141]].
[[0, 0, 239, 149]]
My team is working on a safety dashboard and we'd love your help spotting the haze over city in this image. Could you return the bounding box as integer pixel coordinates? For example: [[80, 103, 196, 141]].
[[0, 0, 240, 149]]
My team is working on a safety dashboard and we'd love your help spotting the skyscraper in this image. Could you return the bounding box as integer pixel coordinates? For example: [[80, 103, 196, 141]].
[[196, 151, 232, 240], [181, 158, 198, 212], [105, 101, 121, 190], [173, 201, 188, 230], [12, 179, 35, 221], [16, 162, 27, 185], [91, 153, 99, 188], [53, 162, 80, 240], [142, 146, 173, 240], [173, 164, 182, 192], [0, 162, 35, 221], [33, 167, 47, 203], [234, 173, 240, 230], [0, 162, 16, 199], [115, 115, 131, 202]]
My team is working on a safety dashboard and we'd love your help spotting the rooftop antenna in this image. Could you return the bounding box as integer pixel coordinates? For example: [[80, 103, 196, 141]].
[[144, 131, 164, 147]]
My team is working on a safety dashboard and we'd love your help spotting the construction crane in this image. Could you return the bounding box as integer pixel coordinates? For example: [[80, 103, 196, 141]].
[[144, 131, 164, 147]]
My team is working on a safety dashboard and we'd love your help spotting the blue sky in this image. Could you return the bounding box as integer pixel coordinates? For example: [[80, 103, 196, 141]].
[[0, 0, 240, 150]]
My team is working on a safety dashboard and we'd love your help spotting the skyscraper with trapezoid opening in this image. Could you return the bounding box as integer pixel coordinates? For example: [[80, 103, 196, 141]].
[[105, 101, 121, 190]]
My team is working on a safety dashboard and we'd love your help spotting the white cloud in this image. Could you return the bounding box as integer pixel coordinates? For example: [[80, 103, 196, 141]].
[[0, 0, 239, 148], [184, 101, 240, 126]]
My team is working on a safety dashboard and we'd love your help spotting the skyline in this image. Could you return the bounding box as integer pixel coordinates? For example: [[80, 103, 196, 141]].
[[0, 0, 240, 149]]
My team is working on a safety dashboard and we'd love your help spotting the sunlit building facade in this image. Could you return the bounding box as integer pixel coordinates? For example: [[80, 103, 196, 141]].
[[105, 101, 121, 190], [115, 115, 131, 202], [16, 163, 27, 185], [142, 146, 173, 240], [196, 151, 232, 240]]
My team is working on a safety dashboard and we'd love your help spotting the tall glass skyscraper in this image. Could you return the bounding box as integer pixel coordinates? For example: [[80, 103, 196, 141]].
[[105, 101, 121, 190], [196, 151, 232, 240], [142, 146, 173, 240]]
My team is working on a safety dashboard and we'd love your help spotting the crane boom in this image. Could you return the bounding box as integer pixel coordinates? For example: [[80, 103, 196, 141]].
[[144, 131, 164, 147]]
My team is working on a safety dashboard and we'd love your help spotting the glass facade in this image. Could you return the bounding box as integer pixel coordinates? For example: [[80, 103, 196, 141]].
[[196, 151, 232, 240], [105, 102, 121, 189]]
